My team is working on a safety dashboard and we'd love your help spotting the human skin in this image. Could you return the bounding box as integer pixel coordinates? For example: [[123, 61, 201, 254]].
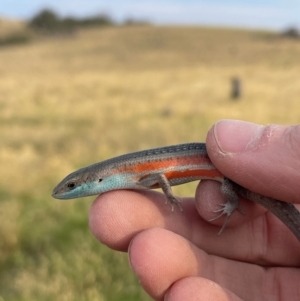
[[89, 120, 300, 301]]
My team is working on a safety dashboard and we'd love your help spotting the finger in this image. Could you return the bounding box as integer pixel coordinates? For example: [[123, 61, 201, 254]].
[[89, 189, 202, 251], [206, 120, 300, 204], [89, 190, 300, 265], [195, 180, 300, 264], [129, 228, 300, 301], [166, 277, 242, 301], [195, 180, 265, 224]]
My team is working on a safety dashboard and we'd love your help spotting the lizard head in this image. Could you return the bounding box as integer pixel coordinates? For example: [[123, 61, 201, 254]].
[[52, 167, 103, 199], [52, 163, 132, 199]]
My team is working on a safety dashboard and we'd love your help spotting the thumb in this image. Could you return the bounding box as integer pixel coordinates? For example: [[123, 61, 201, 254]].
[[206, 120, 300, 204]]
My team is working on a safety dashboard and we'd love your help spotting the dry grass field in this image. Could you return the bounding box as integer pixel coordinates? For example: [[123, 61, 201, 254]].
[[1, 24, 300, 300], [0, 18, 24, 36]]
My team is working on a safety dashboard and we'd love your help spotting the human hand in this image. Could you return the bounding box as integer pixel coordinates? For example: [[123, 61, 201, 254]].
[[89, 120, 300, 301]]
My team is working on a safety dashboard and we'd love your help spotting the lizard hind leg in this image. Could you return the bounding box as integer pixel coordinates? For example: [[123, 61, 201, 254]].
[[209, 178, 244, 235]]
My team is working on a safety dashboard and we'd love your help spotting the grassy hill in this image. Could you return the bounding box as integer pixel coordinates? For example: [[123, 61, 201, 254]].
[[0, 17, 31, 46], [1, 25, 300, 300], [0, 17, 24, 34]]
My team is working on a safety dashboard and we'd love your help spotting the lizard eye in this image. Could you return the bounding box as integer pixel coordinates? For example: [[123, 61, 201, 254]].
[[67, 182, 76, 189], [99, 179, 103, 182]]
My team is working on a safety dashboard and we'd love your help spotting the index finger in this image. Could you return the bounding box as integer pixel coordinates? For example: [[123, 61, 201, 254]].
[[89, 189, 300, 265]]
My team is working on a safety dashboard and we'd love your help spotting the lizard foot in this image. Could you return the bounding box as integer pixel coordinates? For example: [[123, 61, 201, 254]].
[[165, 196, 183, 212], [209, 200, 244, 235]]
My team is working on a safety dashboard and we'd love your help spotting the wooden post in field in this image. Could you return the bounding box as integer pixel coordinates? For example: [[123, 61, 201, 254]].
[[231, 77, 242, 100]]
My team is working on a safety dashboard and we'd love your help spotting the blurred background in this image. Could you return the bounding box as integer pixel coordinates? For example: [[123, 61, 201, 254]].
[[1, 1, 300, 300]]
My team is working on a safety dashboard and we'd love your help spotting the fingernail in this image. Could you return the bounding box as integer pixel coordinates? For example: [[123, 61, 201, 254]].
[[214, 120, 265, 153]]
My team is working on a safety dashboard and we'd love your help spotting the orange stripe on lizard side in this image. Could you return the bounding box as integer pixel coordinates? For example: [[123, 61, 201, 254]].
[[164, 168, 223, 180], [116, 153, 213, 173]]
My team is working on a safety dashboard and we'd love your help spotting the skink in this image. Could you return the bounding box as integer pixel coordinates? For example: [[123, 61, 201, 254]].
[[52, 143, 300, 241]]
